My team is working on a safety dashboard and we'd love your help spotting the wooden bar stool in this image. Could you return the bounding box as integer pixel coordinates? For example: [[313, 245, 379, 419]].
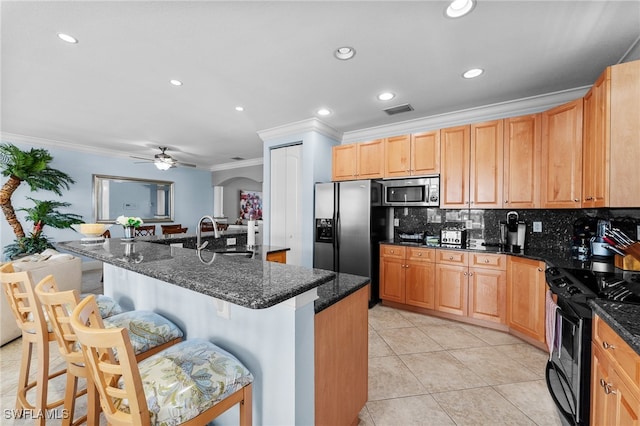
[[161, 226, 188, 235], [35, 275, 185, 426], [71, 294, 253, 425], [0, 262, 66, 426]]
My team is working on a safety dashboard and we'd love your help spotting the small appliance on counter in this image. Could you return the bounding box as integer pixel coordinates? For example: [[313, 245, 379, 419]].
[[499, 211, 525, 253], [440, 228, 467, 248], [571, 216, 598, 260]]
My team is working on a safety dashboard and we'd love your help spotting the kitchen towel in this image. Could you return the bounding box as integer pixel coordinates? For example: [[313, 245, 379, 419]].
[[545, 290, 559, 359]]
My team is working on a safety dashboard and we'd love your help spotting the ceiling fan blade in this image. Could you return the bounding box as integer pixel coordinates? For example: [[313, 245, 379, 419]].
[[130, 155, 154, 162], [176, 161, 197, 168]]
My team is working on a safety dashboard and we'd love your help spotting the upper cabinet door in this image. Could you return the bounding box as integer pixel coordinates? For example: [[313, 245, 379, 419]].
[[332, 144, 358, 181], [609, 60, 640, 207], [384, 135, 411, 178], [411, 130, 440, 176], [357, 139, 385, 179], [504, 114, 541, 209], [440, 125, 470, 208], [582, 69, 610, 208], [470, 120, 503, 208], [541, 98, 584, 208]]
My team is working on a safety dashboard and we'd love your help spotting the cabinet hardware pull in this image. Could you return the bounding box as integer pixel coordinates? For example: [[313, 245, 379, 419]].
[[602, 341, 615, 350], [484, 259, 489, 263], [585, 196, 593, 201], [604, 384, 617, 395], [418, 252, 422, 256], [464, 272, 468, 276], [574, 199, 579, 202], [449, 256, 454, 260], [469, 272, 474, 276], [600, 378, 606, 388], [505, 200, 508, 203], [537, 268, 543, 272]]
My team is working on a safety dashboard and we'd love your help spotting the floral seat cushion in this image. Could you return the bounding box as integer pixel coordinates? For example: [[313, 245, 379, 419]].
[[27, 293, 123, 334], [116, 338, 253, 425], [83, 293, 124, 318], [104, 310, 183, 355]]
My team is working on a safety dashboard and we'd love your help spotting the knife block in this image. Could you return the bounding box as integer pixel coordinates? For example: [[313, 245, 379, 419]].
[[614, 253, 640, 271]]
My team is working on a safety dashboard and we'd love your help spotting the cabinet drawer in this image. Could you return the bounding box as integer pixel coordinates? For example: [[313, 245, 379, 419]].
[[593, 315, 640, 391], [436, 249, 468, 265], [470, 253, 507, 270], [380, 245, 406, 259], [407, 247, 435, 262]]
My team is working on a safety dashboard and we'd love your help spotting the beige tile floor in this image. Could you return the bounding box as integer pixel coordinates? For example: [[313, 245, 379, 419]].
[[0, 270, 562, 425]]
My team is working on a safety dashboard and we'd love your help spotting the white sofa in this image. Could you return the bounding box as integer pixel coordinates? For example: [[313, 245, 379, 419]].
[[1, 249, 82, 346]]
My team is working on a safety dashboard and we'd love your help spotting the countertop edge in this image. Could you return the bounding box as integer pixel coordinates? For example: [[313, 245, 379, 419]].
[[589, 300, 640, 355]]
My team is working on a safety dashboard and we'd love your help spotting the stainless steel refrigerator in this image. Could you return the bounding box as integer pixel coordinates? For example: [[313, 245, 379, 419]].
[[313, 180, 387, 307]]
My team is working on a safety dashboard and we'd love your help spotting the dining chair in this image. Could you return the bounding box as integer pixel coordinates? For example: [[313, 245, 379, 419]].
[[71, 294, 253, 426], [162, 226, 188, 235], [134, 225, 156, 237]]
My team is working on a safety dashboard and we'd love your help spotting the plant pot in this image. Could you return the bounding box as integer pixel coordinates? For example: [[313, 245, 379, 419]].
[[123, 226, 135, 239]]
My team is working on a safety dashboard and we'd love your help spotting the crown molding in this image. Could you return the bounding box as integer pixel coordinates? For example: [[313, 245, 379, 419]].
[[257, 118, 342, 142], [0, 132, 133, 160], [210, 157, 263, 171], [342, 85, 591, 144]]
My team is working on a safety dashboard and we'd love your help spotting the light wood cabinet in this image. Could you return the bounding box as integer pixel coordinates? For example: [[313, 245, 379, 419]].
[[266, 250, 286, 264], [470, 120, 504, 208], [506, 256, 546, 344], [503, 114, 541, 208], [315, 285, 368, 426], [440, 125, 470, 208], [435, 260, 468, 316], [332, 139, 384, 181], [440, 121, 502, 209], [540, 98, 583, 208], [384, 131, 440, 178], [583, 60, 640, 207], [591, 315, 640, 426], [582, 70, 609, 208], [379, 244, 435, 309], [468, 253, 507, 324]]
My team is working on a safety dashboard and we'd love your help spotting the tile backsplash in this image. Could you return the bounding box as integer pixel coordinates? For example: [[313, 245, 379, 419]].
[[392, 207, 640, 252]]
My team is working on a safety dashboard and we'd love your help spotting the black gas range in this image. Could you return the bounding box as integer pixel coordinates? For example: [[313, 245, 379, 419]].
[[544, 265, 640, 426], [546, 266, 640, 307]]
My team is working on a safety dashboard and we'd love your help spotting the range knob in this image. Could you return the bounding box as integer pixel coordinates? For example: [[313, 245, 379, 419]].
[[567, 286, 581, 295]]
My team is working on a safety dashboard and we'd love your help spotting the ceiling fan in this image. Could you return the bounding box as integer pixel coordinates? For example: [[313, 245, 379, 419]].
[[131, 146, 197, 170]]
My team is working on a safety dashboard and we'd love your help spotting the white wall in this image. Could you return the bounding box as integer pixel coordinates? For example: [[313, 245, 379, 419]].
[[261, 127, 338, 268], [0, 139, 214, 259]]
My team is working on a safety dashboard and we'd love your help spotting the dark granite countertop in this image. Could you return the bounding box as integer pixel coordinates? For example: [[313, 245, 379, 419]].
[[589, 300, 640, 355], [314, 273, 371, 313], [58, 239, 335, 310], [380, 240, 640, 354]]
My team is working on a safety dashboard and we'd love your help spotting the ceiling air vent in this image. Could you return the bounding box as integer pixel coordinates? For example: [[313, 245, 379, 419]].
[[231, 157, 245, 161], [383, 103, 414, 115]]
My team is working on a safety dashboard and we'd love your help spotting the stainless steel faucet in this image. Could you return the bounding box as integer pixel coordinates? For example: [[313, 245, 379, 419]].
[[197, 215, 220, 251]]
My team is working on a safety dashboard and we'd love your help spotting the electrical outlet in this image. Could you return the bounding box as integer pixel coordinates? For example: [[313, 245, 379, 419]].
[[394, 218, 400, 227], [226, 237, 236, 246], [533, 221, 543, 233]]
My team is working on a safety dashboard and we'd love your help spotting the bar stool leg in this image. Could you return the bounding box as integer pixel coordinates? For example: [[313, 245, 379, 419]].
[[15, 338, 33, 414], [35, 337, 50, 426]]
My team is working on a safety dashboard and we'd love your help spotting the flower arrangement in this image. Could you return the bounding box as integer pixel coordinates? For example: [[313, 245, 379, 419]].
[[116, 215, 144, 228]]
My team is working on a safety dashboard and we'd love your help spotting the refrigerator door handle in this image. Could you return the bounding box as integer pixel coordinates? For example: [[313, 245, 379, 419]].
[[335, 212, 340, 250]]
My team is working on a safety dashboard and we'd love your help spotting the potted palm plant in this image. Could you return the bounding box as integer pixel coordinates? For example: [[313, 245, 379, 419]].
[[0, 143, 82, 259]]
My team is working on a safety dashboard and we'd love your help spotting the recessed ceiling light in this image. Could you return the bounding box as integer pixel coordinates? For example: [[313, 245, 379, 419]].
[[170, 79, 183, 86], [317, 108, 331, 116], [235, 106, 245, 112], [334, 46, 356, 60], [377, 92, 396, 101], [462, 68, 484, 79], [57, 33, 78, 44], [446, 0, 475, 18]]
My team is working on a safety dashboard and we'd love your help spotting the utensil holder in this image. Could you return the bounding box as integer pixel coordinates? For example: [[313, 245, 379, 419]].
[[614, 253, 640, 271]]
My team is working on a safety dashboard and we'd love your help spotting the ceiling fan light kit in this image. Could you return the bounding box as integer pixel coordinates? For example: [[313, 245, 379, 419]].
[[154, 160, 173, 170]]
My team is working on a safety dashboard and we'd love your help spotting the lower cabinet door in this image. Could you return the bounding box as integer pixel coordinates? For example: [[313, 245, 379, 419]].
[[468, 268, 506, 324], [435, 264, 468, 316], [380, 256, 405, 303], [405, 261, 435, 309]]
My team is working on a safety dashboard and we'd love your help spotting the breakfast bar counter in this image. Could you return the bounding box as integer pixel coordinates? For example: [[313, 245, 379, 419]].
[[58, 238, 370, 425]]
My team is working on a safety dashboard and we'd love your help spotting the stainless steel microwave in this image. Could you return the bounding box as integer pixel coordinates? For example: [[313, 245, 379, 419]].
[[380, 177, 440, 207]]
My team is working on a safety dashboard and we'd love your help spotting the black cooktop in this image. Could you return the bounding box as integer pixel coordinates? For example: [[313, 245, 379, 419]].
[[563, 268, 640, 305]]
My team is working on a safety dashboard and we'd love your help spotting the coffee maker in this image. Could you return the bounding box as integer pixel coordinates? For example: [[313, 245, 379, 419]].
[[500, 211, 526, 253]]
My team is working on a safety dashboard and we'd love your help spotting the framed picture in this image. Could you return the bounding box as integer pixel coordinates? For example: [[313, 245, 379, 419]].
[[239, 190, 262, 220]]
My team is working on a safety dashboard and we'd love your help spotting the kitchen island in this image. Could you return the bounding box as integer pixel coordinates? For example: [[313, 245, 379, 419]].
[[58, 239, 370, 426]]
